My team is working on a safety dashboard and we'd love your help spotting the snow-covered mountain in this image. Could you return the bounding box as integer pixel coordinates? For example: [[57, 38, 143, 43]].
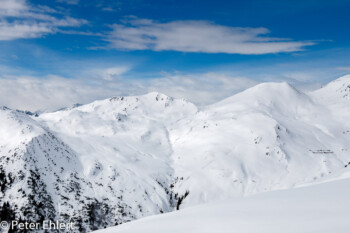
[[170, 81, 350, 206], [0, 76, 350, 232]]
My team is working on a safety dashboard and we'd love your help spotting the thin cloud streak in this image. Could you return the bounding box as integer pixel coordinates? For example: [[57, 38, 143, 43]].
[[336, 67, 350, 71], [56, 0, 80, 5], [0, 0, 86, 40], [107, 18, 314, 54]]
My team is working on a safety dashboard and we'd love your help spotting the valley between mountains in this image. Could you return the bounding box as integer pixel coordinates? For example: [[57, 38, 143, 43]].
[[1, 75, 350, 232]]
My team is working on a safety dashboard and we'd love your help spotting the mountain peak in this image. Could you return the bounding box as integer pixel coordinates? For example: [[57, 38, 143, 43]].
[[212, 81, 308, 109], [142, 92, 174, 102], [107, 92, 172, 103], [334, 74, 350, 82], [230, 81, 302, 100], [323, 74, 350, 89], [312, 74, 350, 102], [246, 81, 300, 94]]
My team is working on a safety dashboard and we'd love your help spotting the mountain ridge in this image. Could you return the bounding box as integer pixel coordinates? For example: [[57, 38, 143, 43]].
[[0, 75, 349, 232]]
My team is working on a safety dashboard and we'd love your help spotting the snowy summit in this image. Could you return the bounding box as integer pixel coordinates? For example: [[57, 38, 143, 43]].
[[0, 76, 350, 232]]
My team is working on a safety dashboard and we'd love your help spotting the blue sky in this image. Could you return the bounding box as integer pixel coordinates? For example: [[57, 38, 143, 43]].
[[1, 0, 350, 110]]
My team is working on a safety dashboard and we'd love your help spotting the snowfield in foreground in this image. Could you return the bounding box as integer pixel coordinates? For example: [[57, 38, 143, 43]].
[[95, 174, 350, 233]]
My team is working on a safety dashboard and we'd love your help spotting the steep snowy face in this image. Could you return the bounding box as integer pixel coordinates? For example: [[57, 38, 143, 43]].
[[0, 104, 182, 233], [35, 92, 198, 230], [169, 82, 350, 206], [39, 92, 197, 178], [0, 108, 84, 231]]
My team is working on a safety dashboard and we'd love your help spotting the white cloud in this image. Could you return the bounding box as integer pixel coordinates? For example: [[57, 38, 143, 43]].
[[0, 0, 28, 16], [0, 75, 106, 111], [0, 21, 52, 40], [107, 18, 314, 54], [336, 67, 350, 71], [56, 0, 79, 5], [0, 0, 86, 40], [0, 72, 259, 111], [278, 72, 318, 82], [95, 66, 131, 81]]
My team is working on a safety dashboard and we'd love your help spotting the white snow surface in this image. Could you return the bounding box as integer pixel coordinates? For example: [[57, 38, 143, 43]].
[[1, 75, 350, 231], [37, 77, 350, 207], [94, 174, 350, 233]]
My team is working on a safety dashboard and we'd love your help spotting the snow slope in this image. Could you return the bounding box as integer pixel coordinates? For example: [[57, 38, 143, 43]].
[[0, 93, 198, 232], [0, 107, 85, 229], [311, 74, 350, 126], [94, 175, 350, 233], [170, 82, 350, 206], [1, 76, 350, 232]]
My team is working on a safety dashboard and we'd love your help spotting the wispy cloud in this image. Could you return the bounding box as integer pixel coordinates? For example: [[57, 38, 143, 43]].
[[0, 0, 27, 16], [1, 62, 343, 112], [107, 18, 314, 54], [56, 0, 79, 5], [89, 66, 131, 81], [0, 75, 103, 111], [0, 0, 86, 40], [336, 67, 350, 71], [0, 71, 258, 111]]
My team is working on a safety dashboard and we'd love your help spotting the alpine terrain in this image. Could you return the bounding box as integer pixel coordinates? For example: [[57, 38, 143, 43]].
[[0, 75, 350, 232]]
